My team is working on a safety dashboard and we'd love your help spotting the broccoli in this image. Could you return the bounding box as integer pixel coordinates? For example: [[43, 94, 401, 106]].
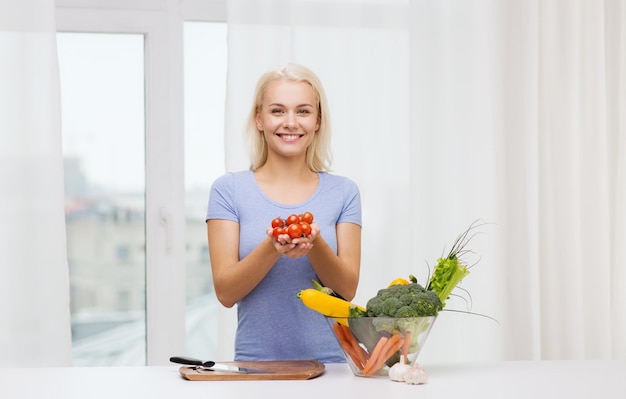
[[394, 306, 418, 318], [364, 282, 443, 318], [411, 290, 443, 316], [380, 297, 403, 317], [364, 297, 384, 316], [398, 293, 414, 307]]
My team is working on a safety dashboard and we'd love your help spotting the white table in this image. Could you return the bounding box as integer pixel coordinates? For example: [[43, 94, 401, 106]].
[[1, 361, 624, 398]]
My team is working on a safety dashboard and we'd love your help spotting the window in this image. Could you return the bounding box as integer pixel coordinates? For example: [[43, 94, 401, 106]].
[[58, 32, 147, 366], [183, 21, 227, 359], [56, 0, 227, 366]]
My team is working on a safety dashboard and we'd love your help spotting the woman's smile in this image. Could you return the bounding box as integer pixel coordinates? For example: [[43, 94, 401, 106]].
[[276, 133, 305, 141]]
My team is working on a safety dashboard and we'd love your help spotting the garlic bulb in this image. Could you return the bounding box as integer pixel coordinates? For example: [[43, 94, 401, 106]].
[[388, 356, 411, 382], [403, 362, 428, 385]]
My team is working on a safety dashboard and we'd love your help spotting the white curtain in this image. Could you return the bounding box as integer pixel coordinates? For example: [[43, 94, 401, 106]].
[[495, 0, 626, 361], [0, 0, 72, 366], [224, 0, 626, 361]]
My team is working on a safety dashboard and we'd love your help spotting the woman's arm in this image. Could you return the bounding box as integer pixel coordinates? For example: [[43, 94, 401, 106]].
[[207, 219, 283, 308], [208, 218, 361, 306], [304, 222, 361, 301]]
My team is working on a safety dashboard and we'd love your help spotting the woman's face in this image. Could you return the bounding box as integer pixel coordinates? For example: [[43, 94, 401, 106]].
[[255, 79, 320, 160]]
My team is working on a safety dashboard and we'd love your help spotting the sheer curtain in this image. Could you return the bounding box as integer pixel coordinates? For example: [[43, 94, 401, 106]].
[[0, 0, 72, 366], [224, 0, 625, 361], [494, 0, 625, 360]]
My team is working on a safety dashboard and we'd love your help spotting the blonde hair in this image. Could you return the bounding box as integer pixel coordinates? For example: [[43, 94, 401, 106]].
[[246, 63, 332, 172]]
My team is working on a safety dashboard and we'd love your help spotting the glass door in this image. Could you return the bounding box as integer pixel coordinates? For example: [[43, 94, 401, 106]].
[[183, 21, 227, 359], [57, 32, 147, 366]]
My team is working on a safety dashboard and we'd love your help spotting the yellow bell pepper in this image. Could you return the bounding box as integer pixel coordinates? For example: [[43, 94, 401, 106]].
[[387, 277, 410, 287]]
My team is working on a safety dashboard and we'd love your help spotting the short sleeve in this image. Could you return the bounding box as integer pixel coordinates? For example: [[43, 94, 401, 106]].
[[206, 173, 239, 222], [338, 178, 362, 226]]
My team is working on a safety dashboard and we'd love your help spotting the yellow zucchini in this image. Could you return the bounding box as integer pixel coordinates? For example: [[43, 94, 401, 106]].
[[297, 288, 365, 323]]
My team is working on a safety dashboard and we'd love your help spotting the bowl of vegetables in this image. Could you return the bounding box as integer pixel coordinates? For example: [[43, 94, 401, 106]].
[[327, 315, 436, 378], [299, 276, 443, 378], [298, 221, 488, 379]]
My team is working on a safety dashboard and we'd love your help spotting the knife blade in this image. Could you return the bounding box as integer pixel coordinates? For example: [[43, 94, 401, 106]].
[[169, 356, 274, 374], [200, 362, 273, 374]]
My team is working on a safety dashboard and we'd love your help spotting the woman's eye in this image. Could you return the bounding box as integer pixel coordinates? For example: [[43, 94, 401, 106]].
[[297, 109, 310, 114], [271, 109, 284, 114]]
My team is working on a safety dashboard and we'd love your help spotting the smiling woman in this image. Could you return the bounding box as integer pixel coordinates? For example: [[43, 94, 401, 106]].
[[255, 80, 320, 162], [246, 65, 332, 173], [206, 63, 362, 363]]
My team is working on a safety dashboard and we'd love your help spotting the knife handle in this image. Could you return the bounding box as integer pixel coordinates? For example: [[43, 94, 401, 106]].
[[170, 356, 203, 366]]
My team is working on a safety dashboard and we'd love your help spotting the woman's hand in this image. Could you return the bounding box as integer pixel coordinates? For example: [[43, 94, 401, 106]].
[[266, 222, 319, 258]]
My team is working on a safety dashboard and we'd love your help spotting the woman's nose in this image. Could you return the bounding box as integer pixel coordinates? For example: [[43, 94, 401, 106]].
[[284, 113, 297, 128]]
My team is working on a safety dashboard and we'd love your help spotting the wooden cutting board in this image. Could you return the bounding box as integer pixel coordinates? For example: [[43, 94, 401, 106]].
[[179, 360, 325, 381]]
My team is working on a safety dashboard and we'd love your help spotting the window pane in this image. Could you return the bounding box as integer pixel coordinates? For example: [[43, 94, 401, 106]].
[[183, 22, 226, 358], [57, 32, 146, 366]]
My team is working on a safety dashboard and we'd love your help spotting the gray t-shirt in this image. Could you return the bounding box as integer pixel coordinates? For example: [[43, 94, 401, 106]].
[[206, 170, 362, 363]]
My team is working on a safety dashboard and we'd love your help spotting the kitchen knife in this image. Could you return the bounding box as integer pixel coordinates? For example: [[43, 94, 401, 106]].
[[169, 356, 274, 374]]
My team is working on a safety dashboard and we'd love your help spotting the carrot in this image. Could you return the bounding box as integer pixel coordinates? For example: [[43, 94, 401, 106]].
[[332, 322, 347, 341], [333, 323, 365, 369], [361, 335, 389, 376], [340, 324, 369, 367], [362, 333, 405, 376], [401, 331, 412, 362], [379, 334, 404, 366], [341, 341, 365, 369]]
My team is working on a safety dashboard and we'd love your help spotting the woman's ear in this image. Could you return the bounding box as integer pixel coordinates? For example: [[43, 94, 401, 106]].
[[255, 113, 262, 131]]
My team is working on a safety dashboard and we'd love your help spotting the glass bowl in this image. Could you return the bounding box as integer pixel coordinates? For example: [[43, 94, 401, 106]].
[[327, 316, 436, 378]]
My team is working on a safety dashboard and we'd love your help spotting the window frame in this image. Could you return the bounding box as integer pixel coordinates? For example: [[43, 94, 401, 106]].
[[55, 0, 226, 366]]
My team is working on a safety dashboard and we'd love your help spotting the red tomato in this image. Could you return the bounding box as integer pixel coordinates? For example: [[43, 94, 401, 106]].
[[271, 217, 285, 228], [300, 221, 312, 237], [272, 226, 283, 239], [287, 223, 303, 239], [301, 211, 314, 224], [285, 214, 300, 226]]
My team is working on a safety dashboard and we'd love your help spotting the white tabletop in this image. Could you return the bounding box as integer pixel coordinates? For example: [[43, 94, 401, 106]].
[[1, 360, 624, 399]]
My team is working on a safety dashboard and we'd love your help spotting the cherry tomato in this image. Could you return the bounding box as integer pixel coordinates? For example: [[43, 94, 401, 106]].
[[272, 226, 283, 239], [271, 217, 285, 228], [285, 214, 300, 226], [300, 221, 312, 237], [301, 211, 314, 224], [287, 223, 303, 239]]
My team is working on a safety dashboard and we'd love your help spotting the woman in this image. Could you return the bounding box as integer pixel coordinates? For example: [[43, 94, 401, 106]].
[[206, 63, 362, 363]]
